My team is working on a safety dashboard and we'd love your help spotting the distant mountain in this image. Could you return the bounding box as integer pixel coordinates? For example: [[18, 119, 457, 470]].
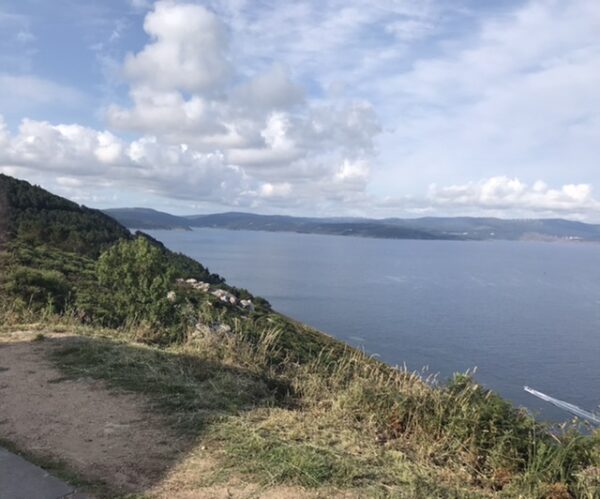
[[382, 217, 600, 241], [104, 207, 192, 231], [106, 210, 459, 240], [104, 208, 600, 242], [184, 212, 461, 240]]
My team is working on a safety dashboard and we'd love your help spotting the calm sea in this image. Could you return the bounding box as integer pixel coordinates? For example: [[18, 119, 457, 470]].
[[147, 228, 600, 422]]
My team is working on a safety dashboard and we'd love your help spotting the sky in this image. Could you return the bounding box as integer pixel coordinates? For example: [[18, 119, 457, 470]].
[[0, 0, 599, 219]]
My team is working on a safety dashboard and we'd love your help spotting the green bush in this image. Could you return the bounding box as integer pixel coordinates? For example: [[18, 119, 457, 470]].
[[96, 237, 176, 329], [4, 265, 72, 312]]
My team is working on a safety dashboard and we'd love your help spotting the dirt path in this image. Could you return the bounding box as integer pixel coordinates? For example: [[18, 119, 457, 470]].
[[0, 331, 344, 498], [0, 331, 187, 495]]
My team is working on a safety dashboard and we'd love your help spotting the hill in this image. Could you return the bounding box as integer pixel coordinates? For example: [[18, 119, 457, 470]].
[[106, 209, 459, 240], [0, 173, 598, 498], [385, 216, 600, 241], [0, 173, 331, 357], [0, 173, 130, 257], [104, 207, 192, 231], [105, 207, 600, 242]]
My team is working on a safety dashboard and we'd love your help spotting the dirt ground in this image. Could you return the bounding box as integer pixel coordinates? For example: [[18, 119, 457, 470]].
[[0, 331, 345, 498], [0, 331, 188, 494]]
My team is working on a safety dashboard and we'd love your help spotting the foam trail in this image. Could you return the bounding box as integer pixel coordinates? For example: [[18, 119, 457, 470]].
[[524, 386, 600, 424]]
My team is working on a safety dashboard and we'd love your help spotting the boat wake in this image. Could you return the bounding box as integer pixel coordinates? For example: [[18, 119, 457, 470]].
[[524, 386, 600, 424]]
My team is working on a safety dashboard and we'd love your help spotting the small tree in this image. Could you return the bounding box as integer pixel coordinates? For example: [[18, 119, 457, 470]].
[[96, 237, 175, 328]]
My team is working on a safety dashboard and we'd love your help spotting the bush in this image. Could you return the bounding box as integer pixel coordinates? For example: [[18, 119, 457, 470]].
[[96, 237, 176, 329], [4, 265, 72, 312]]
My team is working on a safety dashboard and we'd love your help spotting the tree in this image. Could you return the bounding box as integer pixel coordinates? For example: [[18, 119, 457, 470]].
[[96, 237, 176, 327]]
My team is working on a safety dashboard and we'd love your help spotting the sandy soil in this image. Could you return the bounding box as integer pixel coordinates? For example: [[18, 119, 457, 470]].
[[0, 331, 187, 494], [0, 331, 346, 498]]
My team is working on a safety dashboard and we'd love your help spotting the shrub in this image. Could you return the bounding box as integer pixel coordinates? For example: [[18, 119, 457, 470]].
[[4, 265, 72, 312], [96, 237, 176, 329]]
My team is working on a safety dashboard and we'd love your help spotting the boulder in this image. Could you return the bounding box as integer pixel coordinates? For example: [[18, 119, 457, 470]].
[[240, 299, 255, 311], [211, 289, 237, 304], [192, 281, 210, 292]]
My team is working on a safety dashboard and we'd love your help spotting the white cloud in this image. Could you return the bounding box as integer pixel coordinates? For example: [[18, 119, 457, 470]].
[[107, 87, 226, 137], [258, 182, 292, 198], [335, 158, 369, 185], [3, 120, 123, 173], [95, 131, 123, 164], [232, 65, 304, 113], [123, 1, 231, 94], [3, 0, 600, 219], [427, 176, 600, 214], [0, 115, 250, 204], [0, 116, 9, 146], [103, 1, 382, 210], [56, 176, 83, 188], [374, 0, 600, 194]]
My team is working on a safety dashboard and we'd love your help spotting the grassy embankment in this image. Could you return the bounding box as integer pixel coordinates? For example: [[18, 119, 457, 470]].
[[0, 173, 599, 498]]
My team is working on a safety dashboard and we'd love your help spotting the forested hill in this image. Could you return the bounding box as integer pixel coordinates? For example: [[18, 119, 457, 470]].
[[105, 207, 600, 242], [0, 174, 233, 322], [0, 173, 130, 257], [0, 173, 328, 358]]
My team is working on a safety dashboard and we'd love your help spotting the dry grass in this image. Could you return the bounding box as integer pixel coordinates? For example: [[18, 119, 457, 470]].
[[2, 307, 599, 498]]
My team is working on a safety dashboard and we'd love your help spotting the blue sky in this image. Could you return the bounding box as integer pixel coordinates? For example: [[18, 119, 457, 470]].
[[1, 0, 599, 219]]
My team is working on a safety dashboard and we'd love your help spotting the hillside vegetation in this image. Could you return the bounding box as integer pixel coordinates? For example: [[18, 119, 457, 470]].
[[0, 173, 598, 498]]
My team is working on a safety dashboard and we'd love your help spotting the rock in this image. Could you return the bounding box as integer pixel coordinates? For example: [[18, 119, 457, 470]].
[[181, 278, 210, 292], [192, 281, 210, 292], [240, 299, 255, 311], [211, 289, 237, 304]]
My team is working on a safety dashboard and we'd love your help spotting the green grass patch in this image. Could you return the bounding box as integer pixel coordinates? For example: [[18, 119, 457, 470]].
[[51, 335, 280, 434], [212, 410, 489, 497]]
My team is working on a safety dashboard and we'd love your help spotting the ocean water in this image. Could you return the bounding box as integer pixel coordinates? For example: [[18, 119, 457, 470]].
[[147, 228, 600, 422]]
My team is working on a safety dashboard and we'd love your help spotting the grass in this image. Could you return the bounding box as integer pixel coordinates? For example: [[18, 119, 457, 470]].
[[2, 253, 599, 498], [13, 314, 595, 498], [51, 334, 280, 435], [212, 410, 489, 498]]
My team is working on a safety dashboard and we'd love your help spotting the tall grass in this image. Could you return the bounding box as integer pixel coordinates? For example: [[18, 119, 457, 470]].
[[3, 304, 599, 497], [203, 339, 599, 496]]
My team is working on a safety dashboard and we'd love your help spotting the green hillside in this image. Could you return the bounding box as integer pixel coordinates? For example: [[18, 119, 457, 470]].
[[0, 173, 337, 355], [1, 174, 598, 498]]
